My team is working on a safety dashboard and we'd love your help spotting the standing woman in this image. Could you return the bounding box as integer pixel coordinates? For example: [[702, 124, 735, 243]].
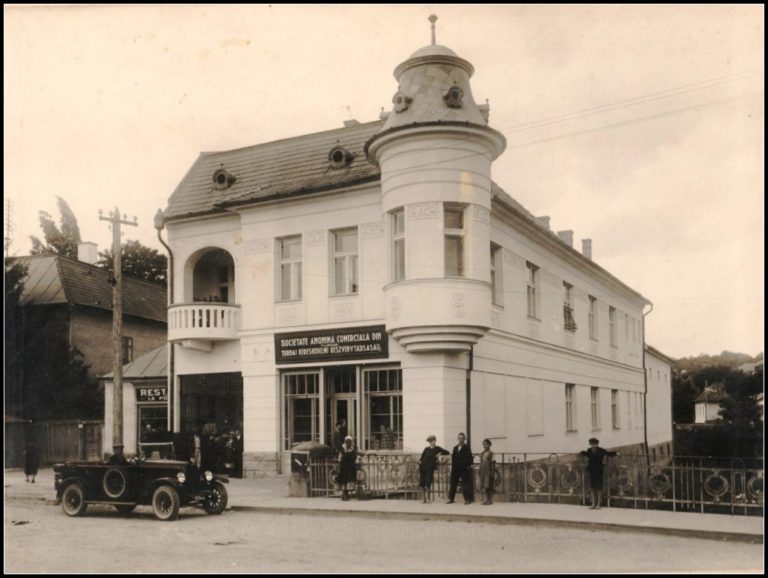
[[479, 439, 495, 505], [419, 435, 449, 503], [24, 436, 40, 484], [337, 435, 364, 501]]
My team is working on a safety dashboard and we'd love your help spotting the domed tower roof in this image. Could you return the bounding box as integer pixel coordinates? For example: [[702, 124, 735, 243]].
[[378, 15, 487, 132]]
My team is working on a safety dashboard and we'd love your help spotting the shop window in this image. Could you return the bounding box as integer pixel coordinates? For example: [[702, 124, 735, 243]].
[[283, 372, 320, 450], [139, 405, 169, 445], [121, 336, 133, 364], [444, 205, 465, 277], [392, 209, 405, 281], [331, 228, 359, 296], [363, 367, 403, 450]]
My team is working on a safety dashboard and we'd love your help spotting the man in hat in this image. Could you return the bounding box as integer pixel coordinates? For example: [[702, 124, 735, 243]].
[[418, 435, 449, 503], [580, 438, 619, 509]]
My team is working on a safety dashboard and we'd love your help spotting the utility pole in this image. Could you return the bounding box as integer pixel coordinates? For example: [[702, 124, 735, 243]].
[[99, 207, 137, 455]]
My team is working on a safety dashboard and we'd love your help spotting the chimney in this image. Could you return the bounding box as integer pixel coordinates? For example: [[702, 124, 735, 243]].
[[557, 230, 574, 247], [78, 241, 98, 265], [582, 238, 593, 260], [343, 119, 360, 127], [535, 216, 551, 230]]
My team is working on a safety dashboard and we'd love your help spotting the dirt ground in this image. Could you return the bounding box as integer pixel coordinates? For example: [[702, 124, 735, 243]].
[[4, 495, 763, 573]]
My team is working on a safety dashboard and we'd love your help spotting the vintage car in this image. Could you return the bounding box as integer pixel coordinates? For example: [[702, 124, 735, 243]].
[[53, 456, 229, 521]]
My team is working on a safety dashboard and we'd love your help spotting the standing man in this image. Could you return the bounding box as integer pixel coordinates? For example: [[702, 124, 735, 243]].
[[580, 437, 619, 509], [419, 435, 450, 503], [447, 432, 474, 504], [231, 429, 244, 478]]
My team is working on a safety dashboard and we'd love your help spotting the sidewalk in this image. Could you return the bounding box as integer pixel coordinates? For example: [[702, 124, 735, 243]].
[[6, 468, 763, 543]]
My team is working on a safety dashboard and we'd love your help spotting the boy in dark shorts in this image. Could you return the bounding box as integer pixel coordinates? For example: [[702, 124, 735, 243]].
[[419, 435, 449, 503]]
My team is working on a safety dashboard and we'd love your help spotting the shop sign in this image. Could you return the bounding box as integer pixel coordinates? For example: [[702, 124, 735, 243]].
[[135, 386, 168, 402], [275, 325, 388, 364]]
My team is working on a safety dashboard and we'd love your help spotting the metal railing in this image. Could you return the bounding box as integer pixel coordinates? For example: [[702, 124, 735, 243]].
[[307, 452, 763, 515]]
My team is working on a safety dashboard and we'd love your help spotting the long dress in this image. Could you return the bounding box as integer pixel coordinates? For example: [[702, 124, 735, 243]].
[[479, 449, 495, 491], [24, 442, 39, 477], [337, 446, 360, 487]]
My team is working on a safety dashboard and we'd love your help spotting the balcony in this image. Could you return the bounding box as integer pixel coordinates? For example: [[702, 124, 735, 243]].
[[168, 303, 240, 351]]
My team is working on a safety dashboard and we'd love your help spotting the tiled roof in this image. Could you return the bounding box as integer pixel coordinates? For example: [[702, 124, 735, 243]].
[[12, 255, 167, 323], [164, 120, 384, 220], [694, 385, 728, 404], [102, 343, 167, 380]]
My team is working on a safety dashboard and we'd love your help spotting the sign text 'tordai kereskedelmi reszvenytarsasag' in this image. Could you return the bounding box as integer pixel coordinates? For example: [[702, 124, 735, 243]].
[[274, 325, 388, 364]]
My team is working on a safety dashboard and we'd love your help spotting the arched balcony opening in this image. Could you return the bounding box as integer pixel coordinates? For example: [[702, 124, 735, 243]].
[[188, 248, 236, 304]]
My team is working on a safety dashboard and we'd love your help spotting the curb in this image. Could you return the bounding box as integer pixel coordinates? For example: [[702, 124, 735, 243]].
[[229, 504, 764, 544]]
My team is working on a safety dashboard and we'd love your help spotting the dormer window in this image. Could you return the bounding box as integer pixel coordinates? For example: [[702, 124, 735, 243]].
[[328, 146, 354, 169], [212, 169, 236, 190]]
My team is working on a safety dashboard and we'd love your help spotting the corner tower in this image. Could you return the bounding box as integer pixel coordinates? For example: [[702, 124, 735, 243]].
[[366, 16, 506, 352]]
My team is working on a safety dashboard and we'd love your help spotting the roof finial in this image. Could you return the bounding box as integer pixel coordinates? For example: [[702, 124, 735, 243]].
[[429, 14, 438, 46]]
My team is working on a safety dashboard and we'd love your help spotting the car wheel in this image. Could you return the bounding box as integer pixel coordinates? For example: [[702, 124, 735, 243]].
[[152, 485, 180, 521], [61, 483, 88, 517], [114, 504, 136, 514], [203, 481, 228, 515]]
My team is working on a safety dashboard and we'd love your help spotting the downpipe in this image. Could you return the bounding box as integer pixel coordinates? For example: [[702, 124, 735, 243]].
[[154, 210, 175, 433], [642, 302, 654, 470]]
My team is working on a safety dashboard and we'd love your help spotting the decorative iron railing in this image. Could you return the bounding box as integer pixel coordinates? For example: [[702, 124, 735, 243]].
[[307, 452, 763, 516]]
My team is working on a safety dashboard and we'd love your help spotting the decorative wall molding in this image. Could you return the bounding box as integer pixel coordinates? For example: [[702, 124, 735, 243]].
[[390, 296, 402, 321], [503, 249, 526, 270], [491, 310, 503, 329], [360, 221, 385, 239], [473, 205, 489, 224], [244, 238, 271, 255], [540, 269, 561, 288], [304, 230, 326, 246], [451, 293, 467, 318], [277, 307, 298, 323], [407, 202, 439, 220], [332, 302, 354, 321]]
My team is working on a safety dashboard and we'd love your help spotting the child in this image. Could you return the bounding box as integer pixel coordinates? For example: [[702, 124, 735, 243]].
[[580, 437, 619, 509], [479, 438, 495, 505]]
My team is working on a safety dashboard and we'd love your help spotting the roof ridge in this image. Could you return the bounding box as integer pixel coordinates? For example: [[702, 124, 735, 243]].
[[55, 253, 167, 290], [199, 119, 383, 156]]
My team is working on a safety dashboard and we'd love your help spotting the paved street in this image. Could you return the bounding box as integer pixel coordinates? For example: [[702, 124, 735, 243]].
[[5, 495, 763, 573]]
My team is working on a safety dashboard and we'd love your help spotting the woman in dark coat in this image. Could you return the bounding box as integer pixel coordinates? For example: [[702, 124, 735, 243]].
[[580, 437, 619, 509], [337, 436, 364, 501], [419, 435, 449, 503], [24, 438, 40, 483]]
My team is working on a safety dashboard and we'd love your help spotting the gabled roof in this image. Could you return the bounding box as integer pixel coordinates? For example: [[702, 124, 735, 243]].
[[12, 255, 167, 323], [694, 385, 729, 404], [102, 343, 167, 380]]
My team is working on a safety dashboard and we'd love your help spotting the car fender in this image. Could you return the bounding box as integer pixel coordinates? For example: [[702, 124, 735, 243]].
[[56, 477, 85, 498], [144, 477, 185, 498], [212, 475, 229, 484]]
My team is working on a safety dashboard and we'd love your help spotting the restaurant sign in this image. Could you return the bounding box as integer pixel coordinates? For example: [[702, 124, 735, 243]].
[[275, 325, 388, 364], [135, 386, 168, 403]]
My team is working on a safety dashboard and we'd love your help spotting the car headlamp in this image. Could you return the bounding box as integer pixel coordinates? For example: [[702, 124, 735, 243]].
[[176, 472, 186, 484], [204, 470, 213, 482]]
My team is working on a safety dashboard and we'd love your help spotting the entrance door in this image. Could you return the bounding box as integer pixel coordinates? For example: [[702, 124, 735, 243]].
[[325, 366, 357, 448]]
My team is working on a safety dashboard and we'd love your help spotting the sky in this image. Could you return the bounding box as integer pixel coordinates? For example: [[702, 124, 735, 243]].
[[4, 4, 764, 359]]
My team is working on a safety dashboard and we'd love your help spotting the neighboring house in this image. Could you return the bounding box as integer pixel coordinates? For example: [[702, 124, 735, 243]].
[[5, 244, 167, 421], [644, 345, 675, 456], [694, 384, 728, 424], [737, 360, 764, 374], [102, 344, 168, 455], [151, 30, 669, 477]]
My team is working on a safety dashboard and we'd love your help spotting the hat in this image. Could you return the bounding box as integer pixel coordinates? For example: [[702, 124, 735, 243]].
[[426, 435, 436, 442], [344, 435, 353, 442], [588, 437, 599, 444]]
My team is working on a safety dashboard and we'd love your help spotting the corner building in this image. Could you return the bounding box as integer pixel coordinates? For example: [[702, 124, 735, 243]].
[[162, 34, 670, 476]]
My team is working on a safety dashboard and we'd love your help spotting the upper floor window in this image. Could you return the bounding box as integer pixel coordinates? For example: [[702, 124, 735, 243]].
[[444, 205, 465, 277], [331, 228, 359, 296], [392, 209, 406, 282], [278, 236, 302, 301], [526, 262, 539, 319], [588, 296, 598, 340], [491, 244, 503, 306], [624, 312, 629, 340], [609, 306, 617, 348], [563, 282, 577, 332], [121, 336, 133, 364]]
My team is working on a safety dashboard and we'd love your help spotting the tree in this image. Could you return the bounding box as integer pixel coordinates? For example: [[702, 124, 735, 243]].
[[29, 197, 82, 258], [720, 367, 763, 425], [97, 240, 167, 286], [671, 371, 700, 424], [5, 258, 28, 418]]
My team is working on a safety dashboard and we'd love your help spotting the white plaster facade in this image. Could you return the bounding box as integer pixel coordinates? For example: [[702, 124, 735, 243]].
[[158, 37, 672, 476]]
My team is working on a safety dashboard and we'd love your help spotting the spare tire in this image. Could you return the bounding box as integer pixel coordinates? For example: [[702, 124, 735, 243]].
[[103, 468, 128, 499]]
